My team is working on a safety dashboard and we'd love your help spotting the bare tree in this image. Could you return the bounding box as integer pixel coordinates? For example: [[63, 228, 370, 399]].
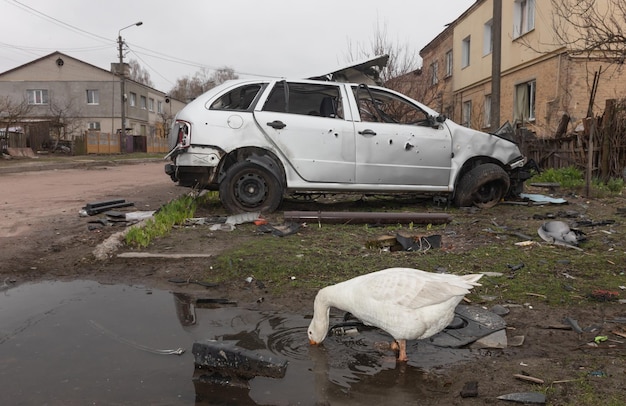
[[128, 59, 154, 87], [47, 98, 83, 151], [169, 66, 238, 102], [343, 19, 443, 106], [551, 0, 626, 62], [345, 19, 421, 83], [0, 96, 31, 151], [0, 96, 31, 133]]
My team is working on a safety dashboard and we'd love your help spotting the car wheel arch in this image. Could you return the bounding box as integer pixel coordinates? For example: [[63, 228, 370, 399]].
[[453, 159, 511, 208], [218, 147, 286, 188]]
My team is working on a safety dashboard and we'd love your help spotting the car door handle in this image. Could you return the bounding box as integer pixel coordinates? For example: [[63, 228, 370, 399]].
[[267, 120, 286, 129], [358, 129, 376, 136]]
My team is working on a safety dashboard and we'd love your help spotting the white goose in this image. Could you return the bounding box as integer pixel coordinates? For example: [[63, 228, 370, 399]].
[[308, 267, 483, 362]]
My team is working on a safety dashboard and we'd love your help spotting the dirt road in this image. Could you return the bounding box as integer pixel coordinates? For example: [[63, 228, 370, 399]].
[[0, 161, 184, 273]]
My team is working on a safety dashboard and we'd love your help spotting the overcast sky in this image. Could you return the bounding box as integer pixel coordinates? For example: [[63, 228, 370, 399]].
[[1, 0, 476, 92]]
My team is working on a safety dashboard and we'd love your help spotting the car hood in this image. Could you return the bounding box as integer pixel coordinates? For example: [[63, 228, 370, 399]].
[[307, 54, 389, 85]]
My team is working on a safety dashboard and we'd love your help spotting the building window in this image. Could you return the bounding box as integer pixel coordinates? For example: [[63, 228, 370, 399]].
[[445, 50, 453, 77], [86, 89, 99, 105], [429, 61, 439, 86], [157, 101, 163, 113], [484, 95, 492, 128], [513, 0, 535, 38], [461, 36, 471, 68], [483, 19, 493, 55], [140, 96, 147, 110], [148, 98, 154, 112], [27, 89, 48, 105], [514, 80, 536, 122], [462, 100, 472, 127], [129, 92, 136, 107], [88, 122, 101, 130]]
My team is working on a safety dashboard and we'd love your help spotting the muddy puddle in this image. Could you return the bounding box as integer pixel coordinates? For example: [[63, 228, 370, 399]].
[[0, 280, 482, 405]]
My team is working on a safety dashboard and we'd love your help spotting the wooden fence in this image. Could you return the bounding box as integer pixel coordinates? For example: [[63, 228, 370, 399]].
[[78, 131, 170, 154], [518, 99, 626, 180]]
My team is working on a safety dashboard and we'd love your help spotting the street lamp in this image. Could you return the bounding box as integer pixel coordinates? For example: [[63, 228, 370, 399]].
[[117, 21, 142, 152]]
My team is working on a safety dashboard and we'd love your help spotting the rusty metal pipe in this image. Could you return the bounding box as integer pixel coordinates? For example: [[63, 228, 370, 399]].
[[283, 211, 452, 224]]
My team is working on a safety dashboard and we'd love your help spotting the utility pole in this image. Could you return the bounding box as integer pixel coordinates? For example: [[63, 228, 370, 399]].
[[491, 0, 502, 129], [117, 22, 142, 152]]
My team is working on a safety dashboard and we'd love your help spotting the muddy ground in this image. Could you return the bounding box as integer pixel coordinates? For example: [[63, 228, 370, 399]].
[[1, 160, 626, 405]]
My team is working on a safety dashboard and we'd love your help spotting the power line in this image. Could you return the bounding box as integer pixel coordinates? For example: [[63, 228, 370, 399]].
[[6, 0, 114, 45]]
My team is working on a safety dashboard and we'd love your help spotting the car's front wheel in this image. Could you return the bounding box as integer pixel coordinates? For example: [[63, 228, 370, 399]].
[[454, 163, 510, 208], [219, 161, 283, 213]]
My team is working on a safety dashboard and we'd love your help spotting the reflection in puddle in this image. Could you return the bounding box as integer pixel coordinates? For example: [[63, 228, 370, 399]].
[[0, 280, 478, 405]]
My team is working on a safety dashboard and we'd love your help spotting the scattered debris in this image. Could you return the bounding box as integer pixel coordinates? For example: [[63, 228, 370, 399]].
[[507, 263, 525, 272], [81, 199, 135, 216], [490, 304, 510, 316], [588, 289, 619, 302], [117, 252, 213, 259], [460, 381, 478, 398], [469, 329, 508, 349], [537, 221, 586, 247], [509, 335, 525, 347], [192, 341, 287, 388], [496, 392, 546, 404], [520, 193, 567, 204], [167, 278, 218, 288], [225, 211, 261, 225], [529, 182, 560, 193], [514, 374, 544, 384], [257, 222, 302, 237], [283, 210, 452, 225], [564, 317, 584, 334], [89, 320, 184, 355], [366, 233, 442, 252]]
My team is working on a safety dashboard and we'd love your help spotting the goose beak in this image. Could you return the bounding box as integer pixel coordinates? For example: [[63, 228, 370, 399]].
[[309, 339, 318, 345]]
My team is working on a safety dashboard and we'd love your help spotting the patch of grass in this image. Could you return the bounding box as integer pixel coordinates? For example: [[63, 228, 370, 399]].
[[210, 219, 626, 302], [530, 166, 623, 196], [125, 191, 217, 248]]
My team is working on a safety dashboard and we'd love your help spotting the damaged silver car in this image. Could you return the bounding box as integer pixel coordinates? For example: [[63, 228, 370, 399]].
[[165, 56, 532, 213]]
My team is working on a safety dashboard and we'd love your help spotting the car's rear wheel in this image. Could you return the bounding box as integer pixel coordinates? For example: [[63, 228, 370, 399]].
[[454, 163, 510, 208], [219, 161, 283, 213]]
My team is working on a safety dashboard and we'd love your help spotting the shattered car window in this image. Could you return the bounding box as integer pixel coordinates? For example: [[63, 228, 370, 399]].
[[209, 84, 264, 111], [263, 82, 343, 119], [354, 86, 429, 125]]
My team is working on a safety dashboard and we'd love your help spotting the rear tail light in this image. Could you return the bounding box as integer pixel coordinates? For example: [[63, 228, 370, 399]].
[[175, 120, 191, 147]]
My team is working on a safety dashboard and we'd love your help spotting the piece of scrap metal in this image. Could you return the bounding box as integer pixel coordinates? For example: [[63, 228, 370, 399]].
[[283, 211, 452, 225]]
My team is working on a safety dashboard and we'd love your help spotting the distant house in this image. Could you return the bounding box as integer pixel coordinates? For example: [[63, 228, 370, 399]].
[[418, 0, 626, 137], [0, 51, 184, 153]]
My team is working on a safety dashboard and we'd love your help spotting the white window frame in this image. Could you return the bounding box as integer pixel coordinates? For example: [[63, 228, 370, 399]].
[[461, 36, 471, 68], [513, 0, 535, 38], [27, 89, 48, 105], [148, 98, 154, 112], [88, 122, 101, 130], [140, 95, 147, 110], [483, 19, 493, 56], [129, 92, 136, 107], [462, 100, 472, 127], [445, 50, 453, 77], [483, 95, 492, 128], [86, 89, 99, 105], [157, 101, 163, 113]]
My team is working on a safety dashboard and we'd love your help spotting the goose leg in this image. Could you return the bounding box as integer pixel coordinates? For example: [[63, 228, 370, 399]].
[[397, 340, 408, 362]]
